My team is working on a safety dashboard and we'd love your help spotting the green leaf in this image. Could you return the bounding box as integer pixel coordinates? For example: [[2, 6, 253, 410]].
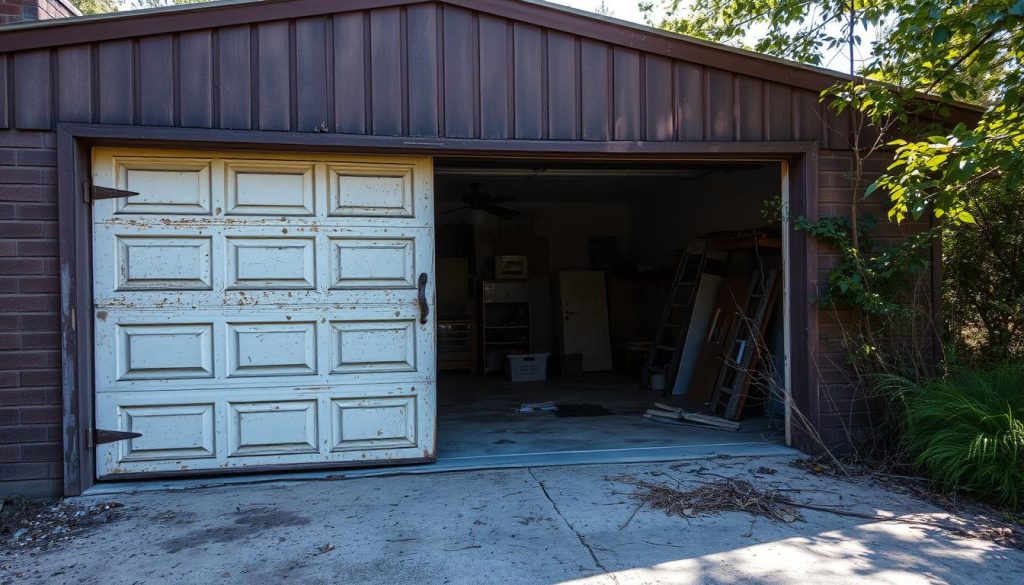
[[957, 210, 976, 223], [931, 25, 951, 46]]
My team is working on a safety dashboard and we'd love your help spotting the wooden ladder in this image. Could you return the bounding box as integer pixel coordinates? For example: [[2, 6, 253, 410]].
[[644, 240, 708, 392], [708, 266, 781, 420]]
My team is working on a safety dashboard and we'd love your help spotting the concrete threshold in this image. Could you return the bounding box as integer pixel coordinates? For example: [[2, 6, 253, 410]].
[[81, 441, 794, 496]]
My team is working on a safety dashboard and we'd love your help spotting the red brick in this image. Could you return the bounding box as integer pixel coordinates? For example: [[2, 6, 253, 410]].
[[0, 332, 19, 349], [0, 408, 20, 424], [0, 462, 49, 481], [17, 239, 58, 256], [0, 257, 47, 274], [16, 149, 56, 166], [0, 294, 59, 312], [0, 350, 60, 369], [21, 443, 61, 462], [18, 405, 61, 424], [0, 371, 17, 387], [0, 425, 48, 443], [16, 204, 58, 220], [0, 184, 56, 202], [20, 369, 60, 387], [0, 166, 46, 184], [0, 445, 21, 463], [0, 220, 51, 237], [0, 388, 51, 406], [21, 331, 59, 349], [18, 276, 59, 293]]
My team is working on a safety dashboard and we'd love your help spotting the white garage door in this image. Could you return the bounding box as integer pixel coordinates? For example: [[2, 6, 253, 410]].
[[91, 148, 435, 478]]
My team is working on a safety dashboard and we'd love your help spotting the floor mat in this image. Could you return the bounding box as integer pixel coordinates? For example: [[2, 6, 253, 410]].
[[554, 403, 615, 417]]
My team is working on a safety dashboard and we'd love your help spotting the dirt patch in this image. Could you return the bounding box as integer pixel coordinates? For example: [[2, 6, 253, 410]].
[[161, 506, 310, 553], [1, 498, 124, 553]]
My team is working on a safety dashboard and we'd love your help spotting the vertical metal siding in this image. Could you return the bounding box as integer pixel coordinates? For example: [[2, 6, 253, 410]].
[[3, 3, 851, 147]]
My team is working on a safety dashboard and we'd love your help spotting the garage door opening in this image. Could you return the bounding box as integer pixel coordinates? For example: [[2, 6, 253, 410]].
[[433, 159, 791, 465]]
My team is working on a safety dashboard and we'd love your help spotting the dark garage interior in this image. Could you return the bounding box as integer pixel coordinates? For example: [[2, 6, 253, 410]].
[[431, 159, 790, 461]]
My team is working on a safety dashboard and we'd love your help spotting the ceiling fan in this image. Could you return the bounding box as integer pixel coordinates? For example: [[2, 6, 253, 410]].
[[440, 182, 520, 220]]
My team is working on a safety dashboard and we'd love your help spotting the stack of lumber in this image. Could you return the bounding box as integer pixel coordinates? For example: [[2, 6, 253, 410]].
[[643, 403, 741, 431]]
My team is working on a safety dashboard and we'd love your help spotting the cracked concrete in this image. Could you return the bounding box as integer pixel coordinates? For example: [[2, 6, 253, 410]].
[[2, 455, 1022, 584]]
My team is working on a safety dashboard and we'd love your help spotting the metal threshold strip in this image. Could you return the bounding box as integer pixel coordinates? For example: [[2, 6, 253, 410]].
[[79, 442, 795, 497]]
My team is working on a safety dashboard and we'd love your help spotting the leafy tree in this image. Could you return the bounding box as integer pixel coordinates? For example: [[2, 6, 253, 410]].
[[70, 0, 210, 14]]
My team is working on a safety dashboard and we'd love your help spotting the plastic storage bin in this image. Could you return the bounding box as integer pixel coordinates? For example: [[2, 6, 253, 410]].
[[506, 352, 549, 382]]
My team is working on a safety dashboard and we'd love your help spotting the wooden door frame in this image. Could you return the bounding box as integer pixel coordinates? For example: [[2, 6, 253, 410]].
[[58, 122, 820, 495]]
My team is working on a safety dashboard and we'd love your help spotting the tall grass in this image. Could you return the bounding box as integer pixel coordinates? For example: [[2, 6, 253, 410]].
[[879, 365, 1024, 509]]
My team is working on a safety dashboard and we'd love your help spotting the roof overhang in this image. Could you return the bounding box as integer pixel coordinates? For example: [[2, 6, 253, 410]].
[[0, 0, 853, 93]]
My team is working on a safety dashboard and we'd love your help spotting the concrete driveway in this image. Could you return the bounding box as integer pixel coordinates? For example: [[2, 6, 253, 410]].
[[2, 455, 1022, 584]]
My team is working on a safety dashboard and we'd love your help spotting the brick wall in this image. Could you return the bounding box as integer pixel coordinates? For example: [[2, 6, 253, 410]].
[[0, 0, 80, 25], [810, 149, 936, 451], [0, 130, 63, 498]]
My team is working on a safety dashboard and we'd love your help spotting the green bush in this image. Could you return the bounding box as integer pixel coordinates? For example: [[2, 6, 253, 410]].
[[891, 365, 1024, 509]]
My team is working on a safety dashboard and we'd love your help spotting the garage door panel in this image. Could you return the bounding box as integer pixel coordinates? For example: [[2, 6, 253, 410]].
[[227, 400, 319, 457], [94, 384, 434, 477], [330, 396, 417, 451], [96, 307, 432, 390], [117, 236, 213, 291], [226, 237, 317, 290], [92, 148, 435, 478], [92, 223, 432, 300], [225, 160, 316, 216], [116, 324, 214, 381], [226, 321, 318, 378], [117, 403, 217, 462], [113, 156, 213, 215]]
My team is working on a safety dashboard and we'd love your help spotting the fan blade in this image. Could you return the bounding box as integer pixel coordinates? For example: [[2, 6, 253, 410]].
[[439, 205, 471, 215], [480, 204, 519, 219]]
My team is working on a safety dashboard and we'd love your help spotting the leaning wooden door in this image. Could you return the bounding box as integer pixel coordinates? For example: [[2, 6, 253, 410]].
[[90, 148, 436, 478], [558, 271, 612, 372]]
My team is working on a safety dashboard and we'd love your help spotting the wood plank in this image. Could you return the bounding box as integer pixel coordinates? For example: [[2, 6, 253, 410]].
[[707, 68, 735, 141], [767, 83, 793, 141], [737, 76, 763, 141], [645, 54, 673, 141], [138, 35, 175, 126], [178, 30, 213, 129], [57, 45, 93, 123], [14, 50, 53, 129], [546, 31, 577, 140], [579, 39, 610, 141], [370, 7, 404, 135], [513, 22, 544, 139], [295, 17, 329, 133], [442, 5, 476, 139], [217, 25, 252, 130], [675, 62, 703, 141], [333, 12, 367, 134], [0, 55, 7, 129], [612, 47, 640, 140], [405, 3, 439, 137], [477, 14, 510, 139], [257, 21, 291, 131], [795, 88, 824, 143], [97, 40, 134, 125]]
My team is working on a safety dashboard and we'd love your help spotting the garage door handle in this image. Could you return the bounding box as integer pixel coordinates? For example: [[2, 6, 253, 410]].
[[418, 273, 430, 325]]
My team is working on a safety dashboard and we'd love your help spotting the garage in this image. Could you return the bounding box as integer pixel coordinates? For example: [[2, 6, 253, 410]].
[[0, 0, 935, 497]]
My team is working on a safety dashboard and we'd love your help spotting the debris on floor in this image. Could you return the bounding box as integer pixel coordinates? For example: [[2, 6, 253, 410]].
[[643, 402, 741, 431], [1, 498, 124, 553], [615, 475, 802, 523], [517, 401, 557, 413]]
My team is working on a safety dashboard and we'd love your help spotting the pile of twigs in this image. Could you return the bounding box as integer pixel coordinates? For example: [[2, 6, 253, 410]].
[[616, 476, 803, 523]]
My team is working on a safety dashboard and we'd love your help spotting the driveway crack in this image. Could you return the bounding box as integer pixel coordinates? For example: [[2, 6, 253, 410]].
[[527, 467, 618, 583]]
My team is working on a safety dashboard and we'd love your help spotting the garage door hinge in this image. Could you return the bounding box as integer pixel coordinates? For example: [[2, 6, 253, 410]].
[[92, 428, 142, 447], [83, 181, 140, 204]]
